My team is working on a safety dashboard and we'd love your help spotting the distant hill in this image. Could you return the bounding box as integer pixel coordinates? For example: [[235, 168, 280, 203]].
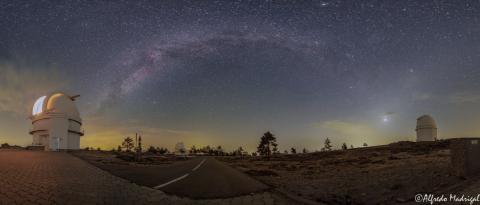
[[0, 143, 24, 150]]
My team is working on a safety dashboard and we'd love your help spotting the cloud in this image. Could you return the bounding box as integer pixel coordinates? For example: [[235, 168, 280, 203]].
[[319, 120, 376, 138], [449, 92, 480, 104], [0, 60, 68, 116]]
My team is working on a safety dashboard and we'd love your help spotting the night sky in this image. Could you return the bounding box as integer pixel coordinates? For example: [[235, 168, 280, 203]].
[[1, 0, 480, 151]]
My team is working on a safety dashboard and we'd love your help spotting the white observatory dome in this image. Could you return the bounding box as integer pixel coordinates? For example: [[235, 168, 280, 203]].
[[416, 115, 437, 129], [32, 93, 80, 121], [416, 115, 437, 142], [30, 92, 83, 151]]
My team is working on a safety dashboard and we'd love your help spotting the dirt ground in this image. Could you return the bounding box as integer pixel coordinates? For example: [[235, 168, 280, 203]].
[[71, 150, 187, 166], [70, 151, 195, 186], [219, 141, 471, 205], [71, 141, 475, 204]]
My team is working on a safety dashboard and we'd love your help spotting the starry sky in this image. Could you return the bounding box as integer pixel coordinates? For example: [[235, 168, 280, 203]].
[[1, 0, 480, 152]]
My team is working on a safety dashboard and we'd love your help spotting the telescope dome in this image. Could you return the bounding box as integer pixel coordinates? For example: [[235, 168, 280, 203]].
[[416, 115, 438, 142], [32, 93, 80, 121], [45, 93, 80, 120], [416, 115, 437, 130], [30, 92, 83, 151]]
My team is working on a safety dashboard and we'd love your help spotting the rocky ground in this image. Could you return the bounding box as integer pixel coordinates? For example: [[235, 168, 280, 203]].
[[219, 141, 473, 205]]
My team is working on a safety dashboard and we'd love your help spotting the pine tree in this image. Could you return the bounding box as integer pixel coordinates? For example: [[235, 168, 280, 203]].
[[272, 142, 279, 155], [290, 147, 297, 154], [190, 145, 197, 154], [147, 146, 157, 154], [257, 131, 277, 159], [216, 145, 224, 156], [122, 137, 134, 152], [324, 138, 332, 151], [157, 147, 168, 154], [237, 146, 244, 156]]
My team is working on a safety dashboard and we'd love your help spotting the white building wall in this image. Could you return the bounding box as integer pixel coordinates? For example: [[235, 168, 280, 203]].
[[47, 117, 69, 151], [32, 117, 82, 150], [67, 133, 80, 149], [416, 128, 437, 141], [33, 118, 49, 130], [68, 120, 81, 131], [40, 135, 49, 149], [32, 131, 48, 146]]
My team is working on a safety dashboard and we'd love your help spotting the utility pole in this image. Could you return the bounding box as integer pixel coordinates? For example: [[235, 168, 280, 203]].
[[135, 133, 142, 161], [135, 133, 138, 151], [138, 134, 142, 153]]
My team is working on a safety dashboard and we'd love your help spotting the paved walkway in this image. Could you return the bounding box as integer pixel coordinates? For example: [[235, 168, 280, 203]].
[[0, 150, 293, 205]]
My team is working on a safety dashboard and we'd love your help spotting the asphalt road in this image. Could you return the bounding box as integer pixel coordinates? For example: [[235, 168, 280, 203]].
[[0, 150, 291, 204], [95, 157, 269, 199], [157, 157, 269, 199]]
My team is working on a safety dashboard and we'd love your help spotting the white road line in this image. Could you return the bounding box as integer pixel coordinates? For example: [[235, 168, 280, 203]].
[[153, 159, 207, 189], [153, 174, 189, 189], [192, 159, 206, 171]]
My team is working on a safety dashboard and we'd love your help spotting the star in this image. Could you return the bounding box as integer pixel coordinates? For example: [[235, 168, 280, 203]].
[[0, 0, 478, 151]]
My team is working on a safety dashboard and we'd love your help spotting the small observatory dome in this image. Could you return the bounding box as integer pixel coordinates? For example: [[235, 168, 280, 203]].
[[174, 142, 186, 155], [416, 115, 438, 142], [30, 92, 83, 151]]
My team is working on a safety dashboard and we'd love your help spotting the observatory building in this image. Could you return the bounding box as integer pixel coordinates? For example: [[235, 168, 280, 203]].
[[416, 115, 438, 142], [29, 92, 83, 151], [174, 142, 186, 155]]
